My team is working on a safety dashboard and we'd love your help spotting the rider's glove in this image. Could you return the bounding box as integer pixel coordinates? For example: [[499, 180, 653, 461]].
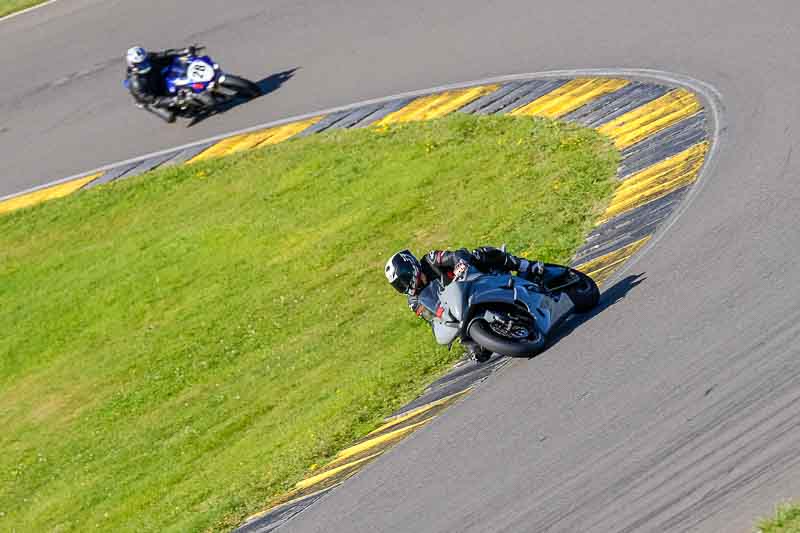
[[473, 246, 506, 267], [518, 259, 544, 278]]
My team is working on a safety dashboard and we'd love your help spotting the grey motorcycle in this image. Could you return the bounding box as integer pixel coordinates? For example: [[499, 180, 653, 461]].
[[415, 260, 599, 358]]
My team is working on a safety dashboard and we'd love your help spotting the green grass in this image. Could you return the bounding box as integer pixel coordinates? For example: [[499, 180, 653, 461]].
[[759, 504, 800, 532], [0, 0, 49, 18], [0, 113, 618, 532]]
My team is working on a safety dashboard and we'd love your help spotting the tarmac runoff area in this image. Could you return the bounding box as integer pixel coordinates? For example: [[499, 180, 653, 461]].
[[0, 70, 720, 532], [11, 69, 715, 532]]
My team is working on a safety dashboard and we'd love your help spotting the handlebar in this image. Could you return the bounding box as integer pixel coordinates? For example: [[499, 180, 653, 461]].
[[175, 44, 205, 56]]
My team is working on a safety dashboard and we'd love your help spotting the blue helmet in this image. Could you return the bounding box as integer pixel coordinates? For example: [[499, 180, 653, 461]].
[[126, 46, 151, 73]]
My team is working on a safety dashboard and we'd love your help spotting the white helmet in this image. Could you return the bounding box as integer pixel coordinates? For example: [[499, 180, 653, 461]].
[[126, 46, 150, 71]]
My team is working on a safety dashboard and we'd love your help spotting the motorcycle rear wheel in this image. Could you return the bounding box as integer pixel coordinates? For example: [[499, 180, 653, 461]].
[[194, 91, 217, 109], [220, 75, 262, 98], [468, 319, 546, 358], [564, 270, 600, 313]]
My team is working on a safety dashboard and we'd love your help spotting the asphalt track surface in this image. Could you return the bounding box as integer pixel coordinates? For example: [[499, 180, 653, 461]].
[[3, 2, 800, 532]]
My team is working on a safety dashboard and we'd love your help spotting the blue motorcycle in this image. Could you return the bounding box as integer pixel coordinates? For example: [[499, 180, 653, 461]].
[[127, 45, 261, 121]]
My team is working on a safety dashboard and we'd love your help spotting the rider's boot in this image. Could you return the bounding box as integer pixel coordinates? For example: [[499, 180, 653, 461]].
[[520, 260, 545, 284], [195, 91, 217, 109], [145, 104, 176, 123], [463, 341, 492, 364]]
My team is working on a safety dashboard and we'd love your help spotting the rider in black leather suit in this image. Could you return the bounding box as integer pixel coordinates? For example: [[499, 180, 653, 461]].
[[385, 247, 544, 363], [125, 46, 190, 123]]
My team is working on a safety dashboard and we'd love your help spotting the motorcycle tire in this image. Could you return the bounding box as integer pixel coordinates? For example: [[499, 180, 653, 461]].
[[194, 91, 217, 109], [468, 319, 546, 358], [220, 75, 262, 98], [564, 270, 600, 313]]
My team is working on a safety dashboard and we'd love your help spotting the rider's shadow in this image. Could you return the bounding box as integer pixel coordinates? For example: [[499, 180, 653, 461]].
[[187, 67, 299, 127], [538, 273, 647, 353]]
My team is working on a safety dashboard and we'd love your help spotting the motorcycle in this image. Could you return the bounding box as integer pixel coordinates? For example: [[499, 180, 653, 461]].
[[124, 45, 262, 121], [163, 46, 261, 118], [415, 255, 600, 359]]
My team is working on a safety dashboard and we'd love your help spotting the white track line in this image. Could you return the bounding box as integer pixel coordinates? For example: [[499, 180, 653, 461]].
[[0, 0, 58, 23]]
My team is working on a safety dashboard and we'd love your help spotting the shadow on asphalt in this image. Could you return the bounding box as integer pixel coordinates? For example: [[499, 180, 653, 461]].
[[254, 67, 299, 96], [541, 272, 648, 352], [186, 67, 299, 127]]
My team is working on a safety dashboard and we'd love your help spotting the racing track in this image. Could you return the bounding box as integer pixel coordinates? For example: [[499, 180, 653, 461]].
[[3, 2, 800, 532]]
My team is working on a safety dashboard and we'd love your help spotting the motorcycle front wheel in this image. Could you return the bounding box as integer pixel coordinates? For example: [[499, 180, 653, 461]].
[[468, 319, 546, 358], [219, 75, 262, 98]]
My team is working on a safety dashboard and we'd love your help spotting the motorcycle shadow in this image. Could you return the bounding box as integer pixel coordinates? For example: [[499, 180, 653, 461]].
[[186, 67, 299, 127], [254, 67, 299, 96], [533, 272, 647, 356]]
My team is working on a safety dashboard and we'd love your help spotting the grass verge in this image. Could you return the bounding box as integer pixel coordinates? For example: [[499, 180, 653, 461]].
[[0, 113, 618, 532], [0, 0, 49, 18], [759, 504, 800, 532]]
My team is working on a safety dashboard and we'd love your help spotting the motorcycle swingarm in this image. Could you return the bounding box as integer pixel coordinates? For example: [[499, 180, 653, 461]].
[[543, 271, 581, 293], [546, 279, 578, 292], [462, 306, 530, 337]]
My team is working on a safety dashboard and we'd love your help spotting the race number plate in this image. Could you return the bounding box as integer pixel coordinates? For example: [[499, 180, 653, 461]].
[[187, 60, 214, 83]]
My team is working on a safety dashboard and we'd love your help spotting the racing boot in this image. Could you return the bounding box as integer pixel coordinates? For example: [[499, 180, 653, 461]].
[[144, 104, 176, 123], [463, 341, 492, 364], [520, 260, 545, 285]]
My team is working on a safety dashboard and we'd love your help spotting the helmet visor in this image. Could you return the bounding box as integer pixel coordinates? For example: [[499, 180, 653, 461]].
[[389, 275, 409, 294], [406, 272, 423, 296]]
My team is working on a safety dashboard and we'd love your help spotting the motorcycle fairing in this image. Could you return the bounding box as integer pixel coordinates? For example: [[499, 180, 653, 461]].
[[164, 54, 218, 94], [423, 264, 578, 348]]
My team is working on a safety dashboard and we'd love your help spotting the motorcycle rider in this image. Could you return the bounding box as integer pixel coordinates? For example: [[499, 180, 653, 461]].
[[125, 45, 193, 123], [385, 247, 544, 363]]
